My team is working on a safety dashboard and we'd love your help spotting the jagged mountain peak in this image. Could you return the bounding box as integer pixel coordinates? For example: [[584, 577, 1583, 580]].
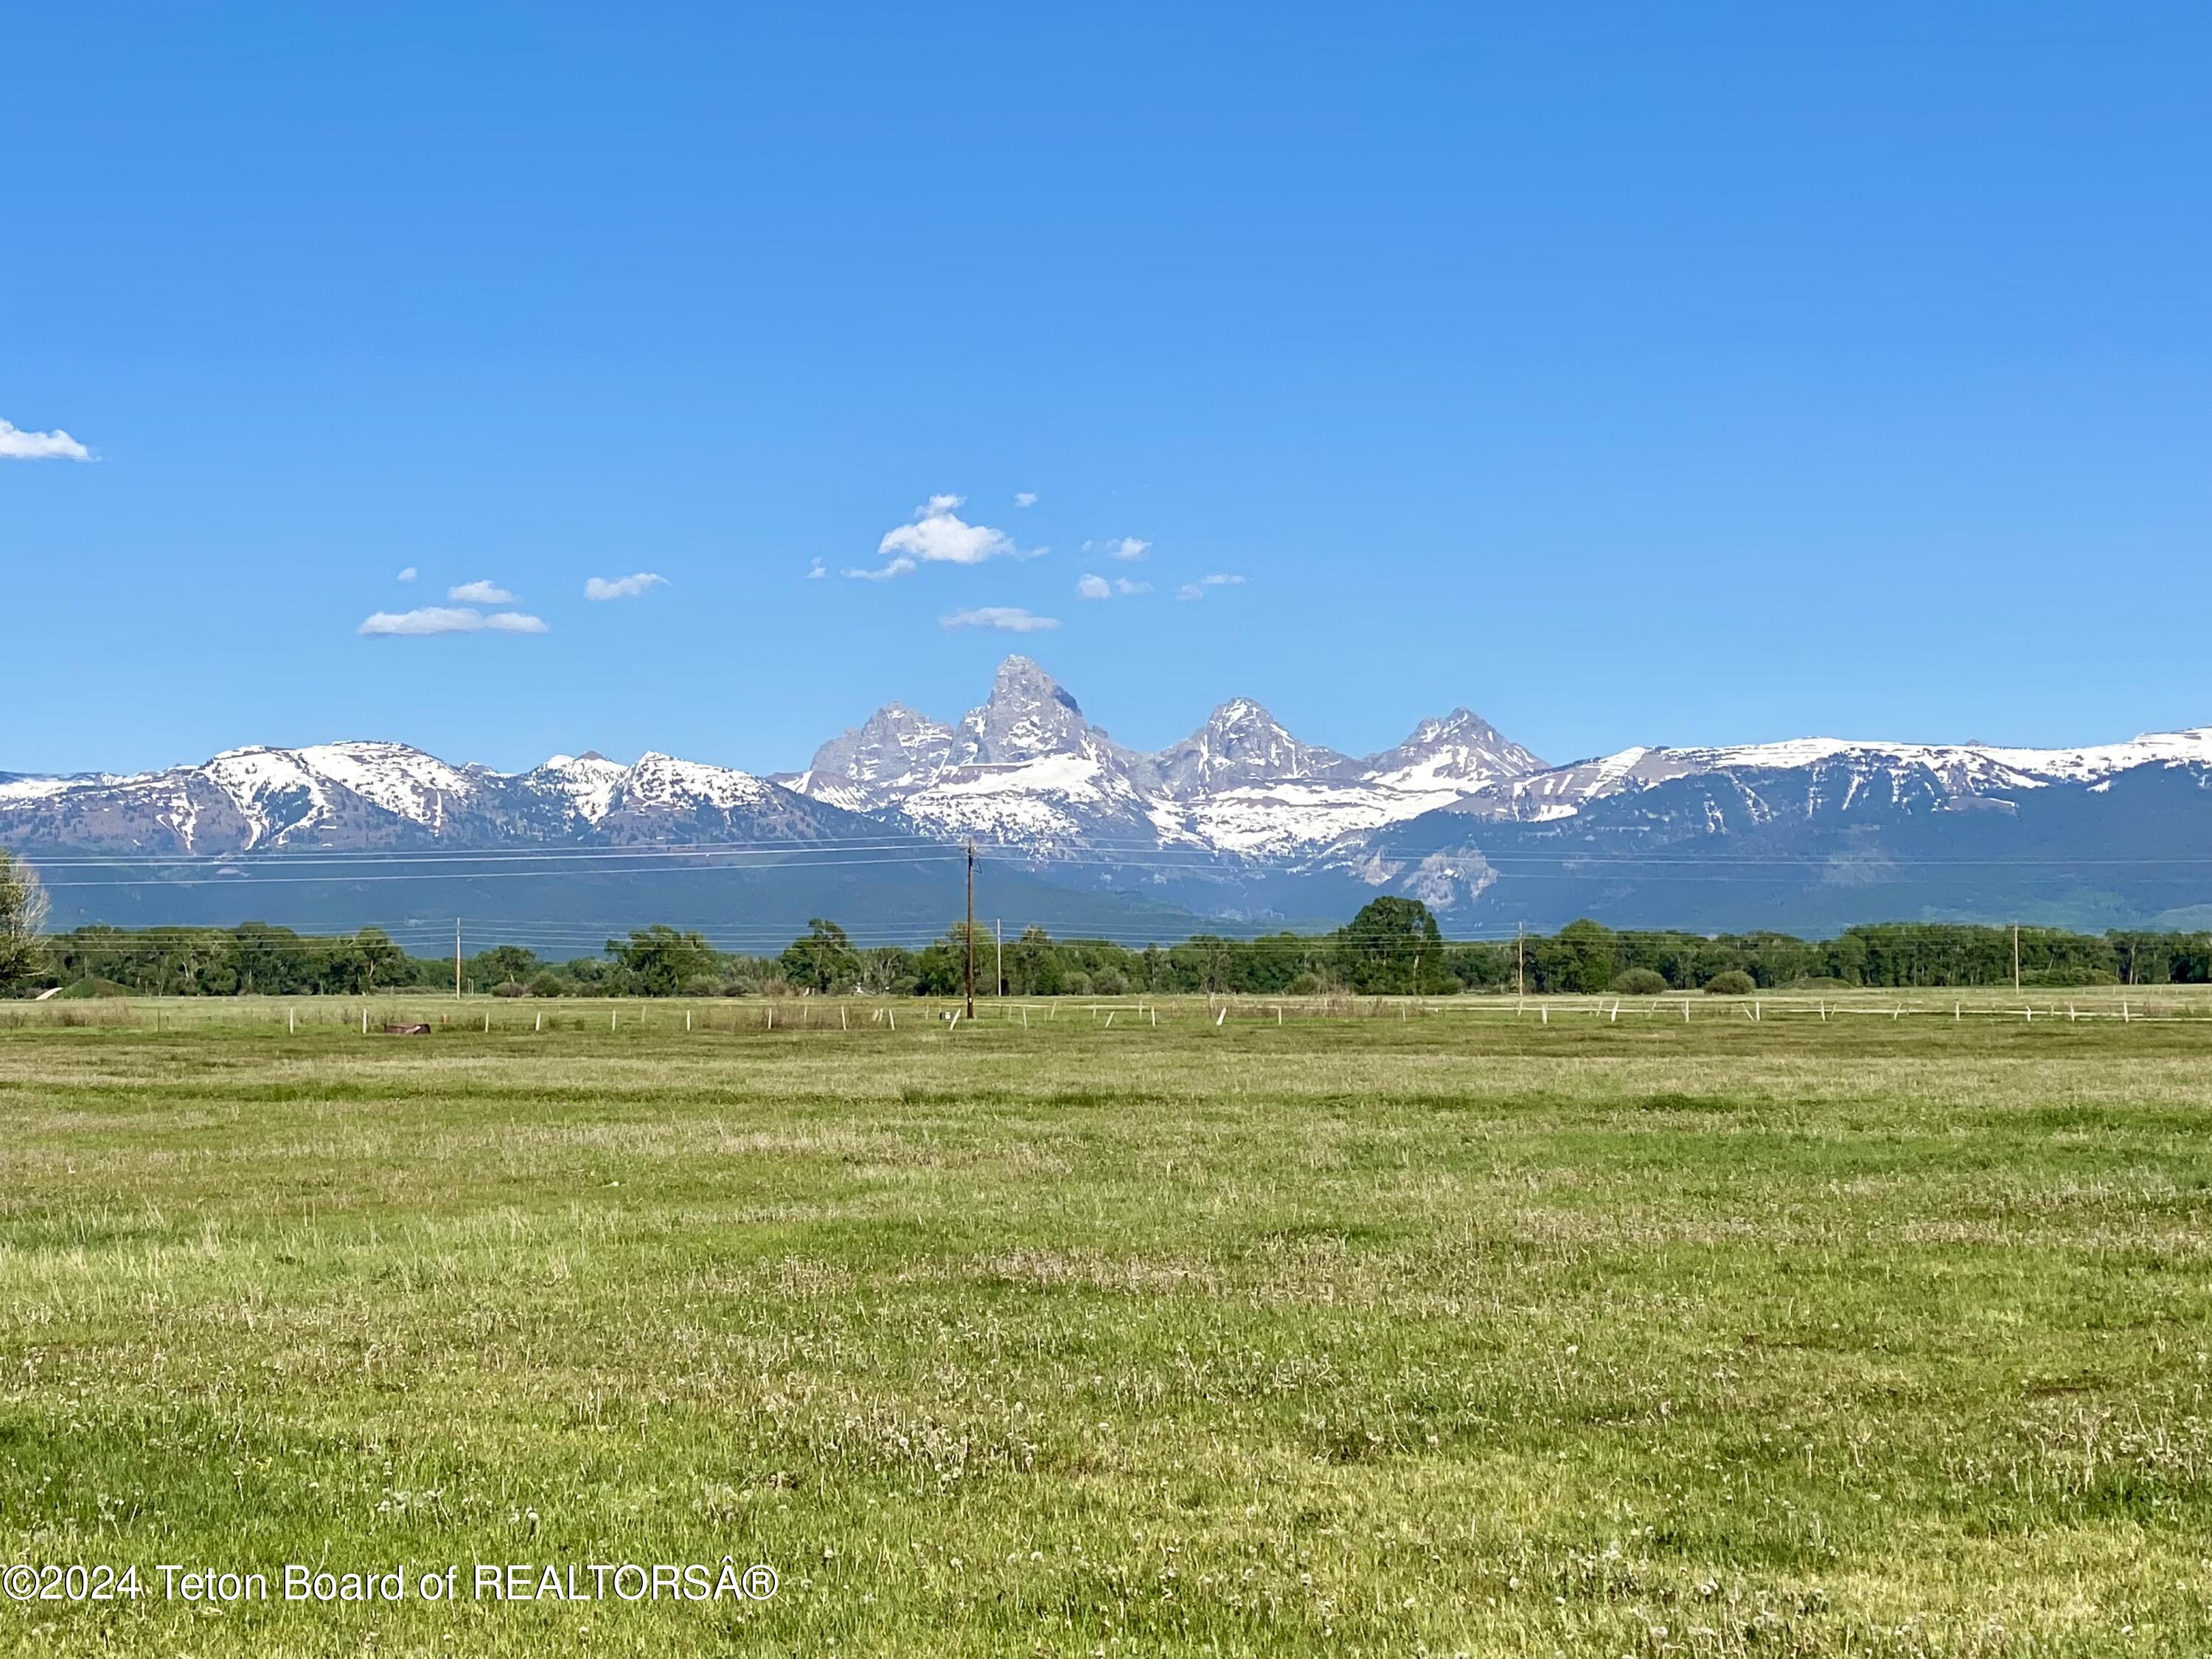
[[1202, 696, 1295, 738], [809, 700, 954, 762], [1155, 697, 1352, 795], [981, 655, 1084, 717], [1398, 708, 1500, 744], [765, 658, 1548, 855], [956, 656, 1105, 767], [790, 700, 959, 813], [1360, 707, 1546, 793]]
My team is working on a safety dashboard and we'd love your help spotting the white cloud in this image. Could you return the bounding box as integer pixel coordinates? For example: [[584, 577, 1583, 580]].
[[1014, 491, 1037, 507], [448, 579, 514, 604], [1085, 536, 1150, 562], [358, 607, 549, 637], [0, 419, 91, 462], [858, 492, 1038, 578], [1175, 573, 1247, 602], [941, 606, 1060, 633], [584, 572, 667, 602], [844, 557, 917, 581], [807, 559, 827, 580], [396, 566, 418, 582], [1077, 574, 1150, 600]]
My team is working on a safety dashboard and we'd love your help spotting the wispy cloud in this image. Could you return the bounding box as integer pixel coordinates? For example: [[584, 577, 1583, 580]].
[[1175, 573, 1246, 602], [1077, 574, 1151, 600], [1085, 536, 1150, 562], [941, 606, 1059, 633], [844, 556, 917, 581], [0, 419, 91, 462], [806, 559, 827, 580], [1014, 491, 1037, 507], [396, 566, 418, 583], [448, 579, 514, 604], [584, 572, 667, 602], [855, 493, 1039, 578], [358, 607, 549, 637]]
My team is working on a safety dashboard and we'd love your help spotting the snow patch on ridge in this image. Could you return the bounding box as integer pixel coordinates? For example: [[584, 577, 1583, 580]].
[[1491, 729, 2212, 822], [296, 741, 478, 829], [533, 754, 630, 824], [622, 754, 775, 810]]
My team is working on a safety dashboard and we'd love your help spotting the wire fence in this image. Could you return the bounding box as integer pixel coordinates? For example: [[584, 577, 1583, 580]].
[[10, 986, 2212, 1034]]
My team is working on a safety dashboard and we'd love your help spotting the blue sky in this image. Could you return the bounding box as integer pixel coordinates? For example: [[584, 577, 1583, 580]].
[[6, 2, 2209, 778]]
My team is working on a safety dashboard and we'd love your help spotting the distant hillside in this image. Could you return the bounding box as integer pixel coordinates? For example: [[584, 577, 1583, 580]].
[[31, 853, 1206, 950]]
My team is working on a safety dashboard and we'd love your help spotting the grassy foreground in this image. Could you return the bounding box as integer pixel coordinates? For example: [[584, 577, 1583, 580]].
[[1, 1000, 2208, 1655]]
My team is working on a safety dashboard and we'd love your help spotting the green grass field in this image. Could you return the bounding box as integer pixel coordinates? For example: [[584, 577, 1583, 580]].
[[2, 994, 2209, 1655]]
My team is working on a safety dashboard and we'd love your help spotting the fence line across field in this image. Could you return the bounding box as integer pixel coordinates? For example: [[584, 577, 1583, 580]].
[[13, 987, 2212, 1033]]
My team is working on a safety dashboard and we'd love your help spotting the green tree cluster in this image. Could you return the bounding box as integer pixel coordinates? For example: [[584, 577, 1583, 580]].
[[0, 852, 49, 997], [19, 899, 2212, 999], [43, 922, 435, 997]]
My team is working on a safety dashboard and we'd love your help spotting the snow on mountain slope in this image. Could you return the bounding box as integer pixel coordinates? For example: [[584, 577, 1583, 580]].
[[1955, 728, 2212, 783], [620, 752, 776, 812], [1470, 728, 2212, 823], [20, 664, 2209, 897], [1152, 698, 1352, 795], [291, 741, 482, 829], [947, 658, 1106, 768], [196, 748, 337, 847], [779, 658, 1548, 858], [1331, 723, 2212, 927], [783, 703, 957, 812], [901, 751, 1161, 852], [526, 753, 630, 825], [781, 658, 1164, 853], [0, 773, 114, 802], [0, 741, 848, 855], [1358, 709, 1545, 794], [1161, 779, 1472, 859]]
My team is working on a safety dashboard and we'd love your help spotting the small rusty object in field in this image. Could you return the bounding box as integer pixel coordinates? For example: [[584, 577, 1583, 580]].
[[382, 1023, 433, 1036]]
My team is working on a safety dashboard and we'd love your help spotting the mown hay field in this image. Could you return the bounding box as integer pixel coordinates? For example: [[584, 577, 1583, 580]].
[[1, 996, 2208, 1655]]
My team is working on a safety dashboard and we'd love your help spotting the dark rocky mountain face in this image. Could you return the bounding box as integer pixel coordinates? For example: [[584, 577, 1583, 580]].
[[1358, 709, 1547, 793], [1151, 699, 1354, 795], [795, 704, 957, 813], [948, 656, 1124, 768]]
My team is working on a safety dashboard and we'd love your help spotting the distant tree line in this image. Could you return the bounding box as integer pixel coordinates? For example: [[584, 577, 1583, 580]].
[[13, 892, 2212, 1001]]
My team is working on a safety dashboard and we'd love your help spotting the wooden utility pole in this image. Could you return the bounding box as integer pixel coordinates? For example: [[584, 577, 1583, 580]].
[[964, 841, 976, 1019], [995, 919, 1004, 1000], [1515, 922, 1526, 998], [2012, 923, 2020, 992], [454, 919, 462, 1000]]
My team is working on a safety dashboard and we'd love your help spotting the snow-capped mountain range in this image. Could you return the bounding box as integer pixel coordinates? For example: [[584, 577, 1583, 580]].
[[0, 658, 1544, 860], [1458, 729, 2212, 824], [9, 655, 2212, 933], [774, 657, 1545, 858], [0, 741, 869, 855]]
